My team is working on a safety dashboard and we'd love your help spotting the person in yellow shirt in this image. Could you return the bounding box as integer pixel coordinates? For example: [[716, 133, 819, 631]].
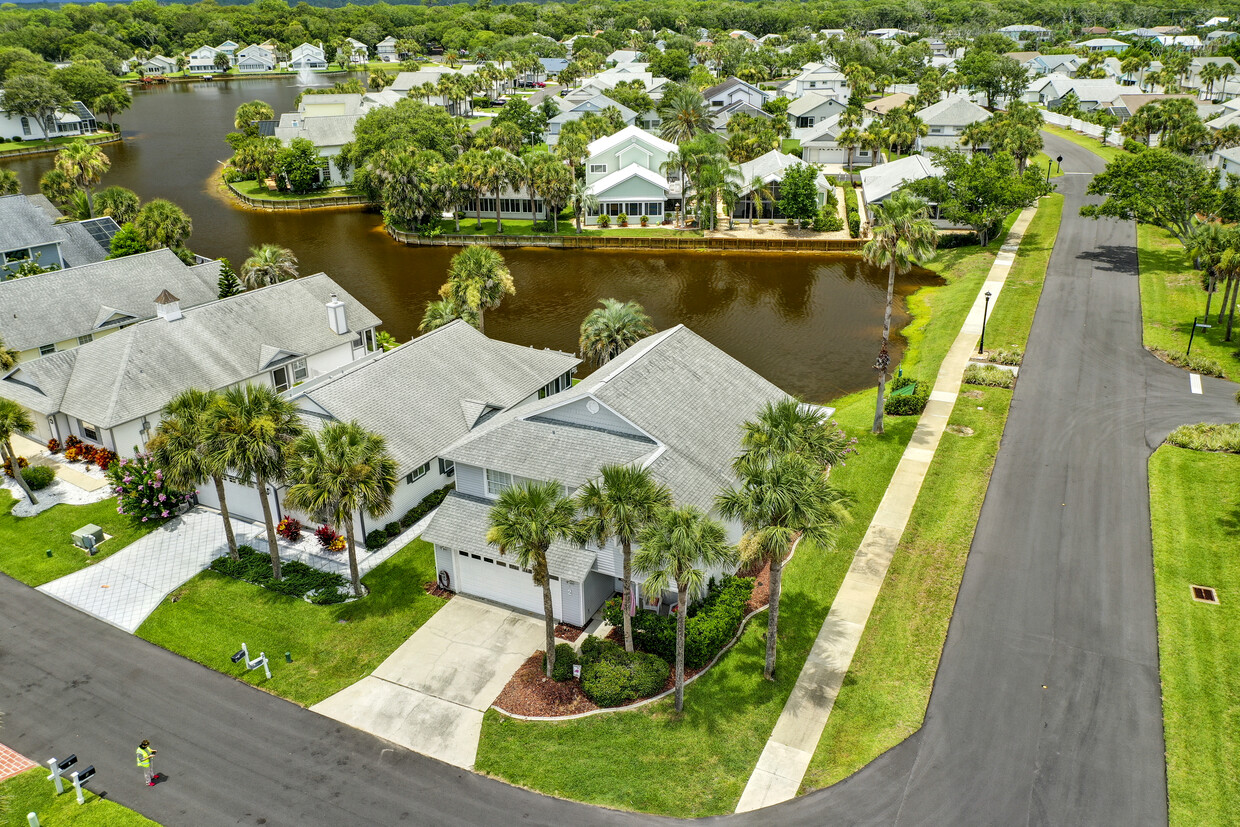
[[136, 739, 157, 786]]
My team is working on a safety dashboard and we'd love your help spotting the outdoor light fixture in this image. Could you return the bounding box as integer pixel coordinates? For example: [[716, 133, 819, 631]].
[[980, 291, 992, 355]]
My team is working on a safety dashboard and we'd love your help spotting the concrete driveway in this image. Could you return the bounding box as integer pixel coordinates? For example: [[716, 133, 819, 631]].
[[311, 597, 543, 769]]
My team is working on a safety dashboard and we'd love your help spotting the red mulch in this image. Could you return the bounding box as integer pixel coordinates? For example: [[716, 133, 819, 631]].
[[422, 582, 454, 599], [554, 622, 585, 642], [744, 560, 772, 614], [492, 652, 598, 717]]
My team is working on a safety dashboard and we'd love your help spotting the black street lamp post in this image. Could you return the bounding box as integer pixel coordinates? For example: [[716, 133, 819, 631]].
[[979, 290, 992, 355]]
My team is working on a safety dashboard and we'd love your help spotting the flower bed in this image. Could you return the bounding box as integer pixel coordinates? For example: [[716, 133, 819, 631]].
[[105, 452, 191, 522], [210, 544, 350, 604]]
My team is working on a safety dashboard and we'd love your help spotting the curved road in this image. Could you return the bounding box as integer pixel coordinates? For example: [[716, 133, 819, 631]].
[[1, 132, 1235, 826]]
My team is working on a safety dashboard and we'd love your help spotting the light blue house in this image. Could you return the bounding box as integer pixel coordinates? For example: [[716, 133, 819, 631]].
[[583, 125, 677, 224]]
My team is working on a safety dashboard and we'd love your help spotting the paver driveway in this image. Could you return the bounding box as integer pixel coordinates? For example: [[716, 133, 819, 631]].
[[312, 596, 543, 769], [37, 507, 261, 633]]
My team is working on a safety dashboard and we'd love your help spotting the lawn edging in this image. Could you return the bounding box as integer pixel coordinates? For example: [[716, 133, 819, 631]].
[[227, 181, 372, 210], [0, 131, 121, 158], [490, 538, 803, 722]]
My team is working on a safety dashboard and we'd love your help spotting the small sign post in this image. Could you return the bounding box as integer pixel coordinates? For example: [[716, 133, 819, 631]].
[[572, 664, 581, 680]]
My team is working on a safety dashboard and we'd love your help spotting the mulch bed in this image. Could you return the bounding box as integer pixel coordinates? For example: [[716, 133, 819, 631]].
[[554, 622, 585, 642], [492, 653, 597, 717], [422, 581, 454, 599]]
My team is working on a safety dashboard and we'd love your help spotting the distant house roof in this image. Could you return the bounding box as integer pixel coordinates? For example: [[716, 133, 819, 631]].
[[860, 154, 942, 204], [702, 76, 768, 103], [999, 24, 1050, 33], [0, 249, 220, 352], [274, 113, 360, 148], [287, 320, 579, 474], [2, 273, 381, 428], [787, 92, 845, 117], [865, 92, 912, 114], [915, 95, 992, 127], [0, 195, 113, 269]]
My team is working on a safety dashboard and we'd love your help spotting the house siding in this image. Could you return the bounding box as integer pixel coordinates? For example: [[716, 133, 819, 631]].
[[582, 570, 616, 620], [540, 396, 645, 436], [454, 462, 486, 497]]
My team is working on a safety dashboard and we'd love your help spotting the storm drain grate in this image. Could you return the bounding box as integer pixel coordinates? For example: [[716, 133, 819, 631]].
[[1191, 585, 1220, 604]]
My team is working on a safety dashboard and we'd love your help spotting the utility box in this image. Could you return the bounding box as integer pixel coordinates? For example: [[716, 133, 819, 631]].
[[72, 524, 104, 554]]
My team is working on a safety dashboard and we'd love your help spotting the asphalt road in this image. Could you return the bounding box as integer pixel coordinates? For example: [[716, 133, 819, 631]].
[[2, 132, 1236, 826]]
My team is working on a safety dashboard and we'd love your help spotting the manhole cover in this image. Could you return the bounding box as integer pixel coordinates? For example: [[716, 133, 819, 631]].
[[1191, 585, 1220, 604], [947, 425, 975, 437]]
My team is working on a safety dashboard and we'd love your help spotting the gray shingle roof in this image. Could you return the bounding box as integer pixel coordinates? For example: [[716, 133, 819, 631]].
[[422, 491, 597, 581], [20, 273, 380, 427], [0, 195, 65, 251], [56, 220, 115, 269], [0, 248, 221, 352], [286, 320, 579, 474], [914, 95, 992, 127], [274, 113, 360, 148]]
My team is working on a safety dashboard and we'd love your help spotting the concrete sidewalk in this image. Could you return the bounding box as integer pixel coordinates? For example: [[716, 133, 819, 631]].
[[735, 203, 1041, 812], [38, 507, 261, 633]]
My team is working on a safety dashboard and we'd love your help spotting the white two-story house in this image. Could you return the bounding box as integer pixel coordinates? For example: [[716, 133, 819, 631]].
[[289, 43, 328, 70], [583, 125, 677, 224], [187, 45, 221, 73], [235, 45, 276, 73]]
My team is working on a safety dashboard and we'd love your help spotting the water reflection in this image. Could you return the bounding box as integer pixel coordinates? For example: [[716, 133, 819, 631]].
[[0, 76, 941, 403]]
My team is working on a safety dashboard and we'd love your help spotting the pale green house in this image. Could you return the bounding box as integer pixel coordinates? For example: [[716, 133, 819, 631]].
[[583, 126, 679, 224]]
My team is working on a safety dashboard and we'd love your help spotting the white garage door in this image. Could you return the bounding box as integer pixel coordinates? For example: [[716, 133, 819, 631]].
[[455, 550, 562, 619], [194, 477, 268, 524]]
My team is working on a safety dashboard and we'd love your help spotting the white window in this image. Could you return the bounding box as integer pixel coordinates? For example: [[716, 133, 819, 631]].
[[293, 358, 308, 382], [4, 248, 30, 263], [929, 127, 944, 134], [39, 343, 55, 356], [486, 469, 512, 496], [80, 421, 99, 442], [439, 458, 455, 477], [77, 334, 93, 346], [407, 461, 430, 484], [20, 117, 29, 136], [588, 163, 608, 174]]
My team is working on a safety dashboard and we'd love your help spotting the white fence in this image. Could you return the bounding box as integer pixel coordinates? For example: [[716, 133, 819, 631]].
[[1041, 110, 1127, 147]]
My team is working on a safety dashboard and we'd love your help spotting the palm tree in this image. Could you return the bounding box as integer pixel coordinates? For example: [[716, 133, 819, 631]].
[[837, 125, 863, 174], [441, 245, 514, 335], [54, 139, 111, 218], [735, 397, 853, 477], [717, 450, 850, 681], [568, 178, 599, 234], [148, 388, 239, 560], [420, 296, 478, 332], [240, 244, 299, 289], [579, 298, 656, 367], [94, 186, 140, 224], [479, 147, 518, 232], [533, 156, 573, 232], [286, 420, 397, 597], [863, 191, 938, 435], [133, 199, 192, 251], [578, 463, 671, 653], [633, 504, 735, 711], [0, 169, 19, 196], [0, 399, 37, 505], [747, 175, 774, 226], [658, 83, 712, 144], [487, 480, 580, 677], [94, 90, 133, 131], [208, 384, 303, 580]]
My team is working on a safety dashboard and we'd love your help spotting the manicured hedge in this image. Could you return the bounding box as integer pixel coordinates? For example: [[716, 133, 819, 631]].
[[937, 231, 980, 248], [883, 374, 929, 416], [22, 465, 55, 490], [210, 545, 348, 604], [365, 485, 452, 550], [843, 186, 860, 238], [576, 638, 668, 707], [543, 642, 578, 682], [602, 576, 754, 670]]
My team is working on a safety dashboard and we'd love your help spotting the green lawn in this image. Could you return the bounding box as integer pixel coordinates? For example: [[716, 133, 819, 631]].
[[1, 767, 158, 827], [802, 194, 1058, 791], [135, 539, 446, 707], [1042, 123, 1126, 165], [1029, 152, 1066, 180], [473, 235, 1009, 815], [983, 193, 1064, 352], [1137, 223, 1240, 381], [781, 138, 801, 154], [0, 134, 114, 153], [1149, 445, 1240, 826], [0, 490, 158, 587], [231, 179, 361, 202], [435, 216, 698, 238]]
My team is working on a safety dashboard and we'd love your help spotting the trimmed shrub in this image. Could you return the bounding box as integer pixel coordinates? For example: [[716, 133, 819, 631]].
[[1166, 422, 1240, 454], [579, 635, 605, 664], [106, 452, 192, 522], [1122, 137, 1146, 154], [602, 576, 754, 670], [578, 646, 670, 707], [596, 213, 610, 228], [2, 455, 28, 477], [365, 530, 389, 551], [813, 204, 843, 232], [47, 438, 61, 454], [22, 465, 55, 490], [884, 386, 929, 415], [384, 521, 402, 538], [401, 485, 451, 528], [314, 524, 339, 548], [277, 515, 303, 542], [991, 348, 1024, 365], [963, 363, 1015, 388], [842, 187, 860, 238], [937, 231, 980, 249], [542, 642, 578, 682]]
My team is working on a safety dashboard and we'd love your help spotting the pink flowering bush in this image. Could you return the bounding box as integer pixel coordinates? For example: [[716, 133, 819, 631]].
[[105, 452, 192, 522]]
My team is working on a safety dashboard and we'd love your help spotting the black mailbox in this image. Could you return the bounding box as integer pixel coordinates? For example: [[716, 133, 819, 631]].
[[58, 754, 77, 771], [231, 649, 246, 663], [75, 765, 96, 784]]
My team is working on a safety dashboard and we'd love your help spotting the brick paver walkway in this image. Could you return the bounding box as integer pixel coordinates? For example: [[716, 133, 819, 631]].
[[0, 742, 36, 782]]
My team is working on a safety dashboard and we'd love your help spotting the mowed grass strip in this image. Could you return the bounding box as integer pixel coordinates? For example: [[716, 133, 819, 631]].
[[1041, 122, 1127, 165], [1149, 445, 1240, 826], [473, 232, 1007, 815], [0, 490, 158, 587], [0, 767, 158, 827], [1138, 223, 1240, 381], [984, 193, 1064, 352], [801, 385, 1013, 791], [136, 539, 445, 707]]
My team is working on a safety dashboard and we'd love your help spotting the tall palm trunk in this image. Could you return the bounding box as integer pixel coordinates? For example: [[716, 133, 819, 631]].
[[477, 306, 486, 335], [256, 470, 282, 580], [475, 194, 483, 230], [84, 187, 95, 219], [529, 185, 538, 228], [1204, 272, 1218, 320], [873, 259, 896, 435], [540, 559, 556, 677], [344, 517, 362, 596], [622, 539, 635, 652], [764, 551, 785, 680], [1, 439, 36, 505], [495, 188, 503, 233], [1218, 272, 1234, 325], [212, 474, 239, 560], [1228, 278, 1240, 341], [674, 582, 688, 711]]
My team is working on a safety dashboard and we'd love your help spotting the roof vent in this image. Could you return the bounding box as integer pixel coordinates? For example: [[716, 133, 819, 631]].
[[326, 292, 349, 335], [154, 289, 182, 322]]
